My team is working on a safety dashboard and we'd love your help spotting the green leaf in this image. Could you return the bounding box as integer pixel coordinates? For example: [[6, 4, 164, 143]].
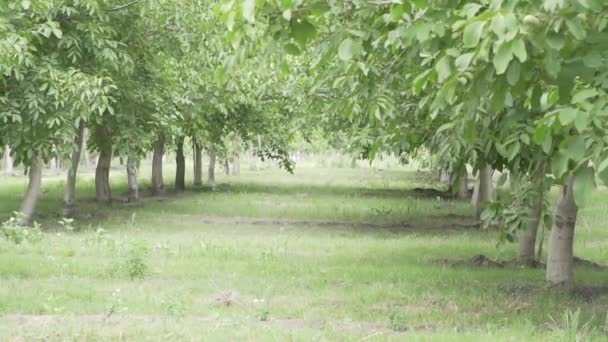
[[507, 141, 521, 161], [543, 0, 565, 12], [243, 0, 255, 23], [436, 122, 455, 133], [511, 39, 527, 62], [566, 18, 586, 40], [574, 112, 590, 132], [546, 33, 565, 50], [506, 61, 520, 85], [284, 43, 301, 55], [338, 38, 362, 61], [463, 22, 485, 48], [493, 41, 513, 75], [542, 134, 553, 154], [291, 19, 316, 45], [533, 125, 548, 145], [597, 157, 608, 173], [583, 50, 602, 68], [490, 14, 506, 36], [435, 56, 452, 83], [558, 108, 578, 125], [551, 152, 568, 178], [574, 166, 595, 208], [577, 0, 601, 11], [572, 88, 598, 104], [455, 53, 474, 71], [563, 136, 586, 162], [543, 52, 561, 79], [390, 4, 408, 21]]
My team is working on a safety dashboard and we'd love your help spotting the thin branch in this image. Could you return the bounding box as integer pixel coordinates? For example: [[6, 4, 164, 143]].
[[106, 0, 146, 12]]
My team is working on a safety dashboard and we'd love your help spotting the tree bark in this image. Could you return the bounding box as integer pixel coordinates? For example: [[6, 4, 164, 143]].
[[151, 137, 165, 195], [95, 127, 112, 204], [208, 145, 216, 184], [474, 163, 493, 219], [232, 154, 240, 176], [4, 145, 14, 176], [127, 157, 139, 202], [223, 159, 230, 176], [193, 142, 203, 186], [471, 173, 479, 206], [457, 171, 469, 199], [518, 192, 542, 266], [175, 138, 185, 191], [82, 128, 90, 169], [250, 149, 258, 171], [546, 176, 577, 289], [62, 124, 85, 217], [19, 153, 43, 226]]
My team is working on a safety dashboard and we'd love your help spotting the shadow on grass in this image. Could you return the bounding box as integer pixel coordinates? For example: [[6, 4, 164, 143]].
[[209, 182, 456, 199]]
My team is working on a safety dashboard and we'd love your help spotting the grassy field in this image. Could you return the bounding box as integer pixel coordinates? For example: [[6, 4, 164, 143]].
[[0, 162, 607, 341]]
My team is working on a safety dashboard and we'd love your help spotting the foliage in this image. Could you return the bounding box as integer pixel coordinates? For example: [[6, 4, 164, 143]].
[[1, 212, 43, 244], [124, 240, 149, 280]]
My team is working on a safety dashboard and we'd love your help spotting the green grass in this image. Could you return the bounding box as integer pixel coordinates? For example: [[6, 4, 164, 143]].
[[0, 163, 607, 341]]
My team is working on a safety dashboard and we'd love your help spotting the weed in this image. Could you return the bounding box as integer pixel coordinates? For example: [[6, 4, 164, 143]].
[[548, 308, 592, 342], [164, 296, 187, 317], [124, 240, 149, 280], [259, 309, 270, 321], [58, 217, 75, 232], [389, 311, 409, 332], [1, 212, 43, 244]]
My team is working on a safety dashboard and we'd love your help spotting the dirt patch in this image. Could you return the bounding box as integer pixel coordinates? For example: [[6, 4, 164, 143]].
[[574, 257, 608, 271], [179, 215, 480, 233], [1, 314, 404, 335], [436, 254, 509, 268], [572, 286, 608, 302], [411, 188, 453, 199]]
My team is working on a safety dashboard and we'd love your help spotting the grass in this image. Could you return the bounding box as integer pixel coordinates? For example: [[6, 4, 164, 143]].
[[0, 161, 607, 341]]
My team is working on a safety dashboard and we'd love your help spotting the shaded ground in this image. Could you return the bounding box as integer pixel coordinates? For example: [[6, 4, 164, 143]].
[[1, 166, 608, 340]]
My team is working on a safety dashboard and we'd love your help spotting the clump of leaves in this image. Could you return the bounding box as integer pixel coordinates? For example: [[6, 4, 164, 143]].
[[58, 217, 75, 232], [389, 311, 409, 332], [258, 309, 270, 322], [1, 212, 43, 244], [124, 241, 149, 280]]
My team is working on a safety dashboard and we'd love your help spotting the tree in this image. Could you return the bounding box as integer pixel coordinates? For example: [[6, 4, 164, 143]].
[[219, 0, 608, 289]]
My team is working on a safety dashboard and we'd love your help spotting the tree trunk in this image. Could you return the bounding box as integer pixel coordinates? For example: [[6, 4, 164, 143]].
[[232, 154, 240, 176], [127, 157, 139, 202], [249, 149, 258, 171], [518, 192, 542, 266], [223, 159, 230, 176], [95, 127, 112, 204], [4, 145, 14, 176], [175, 138, 185, 191], [208, 145, 216, 185], [474, 163, 493, 219], [440, 170, 451, 184], [82, 128, 90, 169], [62, 124, 85, 217], [49, 158, 59, 174], [151, 137, 165, 195], [19, 153, 43, 226], [471, 173, 479, 206], [193, 143, 203, 186], [457, 171, 469, 199], [546, 176, 577, 289]]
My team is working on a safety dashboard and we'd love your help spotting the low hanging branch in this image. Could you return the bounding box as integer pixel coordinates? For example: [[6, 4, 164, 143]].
[[106, 0, 146, 12]]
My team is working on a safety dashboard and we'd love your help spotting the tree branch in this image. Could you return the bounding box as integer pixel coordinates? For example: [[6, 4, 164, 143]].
[[106, 0, 146, 12]]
